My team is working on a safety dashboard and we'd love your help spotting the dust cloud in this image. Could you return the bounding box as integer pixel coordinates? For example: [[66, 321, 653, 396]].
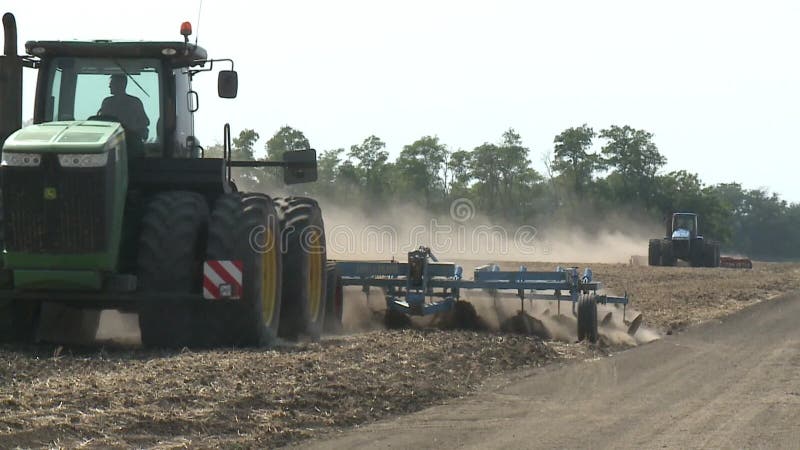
[[320, 198, 660, 264]]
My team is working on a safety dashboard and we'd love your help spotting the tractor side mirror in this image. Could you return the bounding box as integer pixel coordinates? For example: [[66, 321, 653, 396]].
[[283, 149, 318, 185], [218, 70, 238, 98]]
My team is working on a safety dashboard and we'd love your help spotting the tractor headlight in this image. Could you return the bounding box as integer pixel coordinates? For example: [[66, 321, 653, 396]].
[[1, 153, 42, 167], [58, 153, 109, 168]]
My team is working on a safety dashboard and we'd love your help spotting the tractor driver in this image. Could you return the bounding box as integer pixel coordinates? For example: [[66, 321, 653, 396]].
[[97, 74, 150, 145], [675, 216, 695, 232]]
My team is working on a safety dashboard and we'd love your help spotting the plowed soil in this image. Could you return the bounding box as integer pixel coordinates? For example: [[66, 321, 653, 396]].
[[1, 261, 798, 449]]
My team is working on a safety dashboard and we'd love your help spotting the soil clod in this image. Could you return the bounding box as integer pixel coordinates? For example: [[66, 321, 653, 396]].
[[500, 311, 552, 340]]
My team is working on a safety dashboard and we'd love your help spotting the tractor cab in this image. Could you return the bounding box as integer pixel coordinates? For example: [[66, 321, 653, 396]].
[[25, 36, 230, 160], [670, 213, 698, 240], [0, 15, 254, 198]]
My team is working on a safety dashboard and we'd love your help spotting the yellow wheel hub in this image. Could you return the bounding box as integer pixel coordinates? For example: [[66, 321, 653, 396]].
[[308, 230, 324, 322], [261, 226, 278, 325]]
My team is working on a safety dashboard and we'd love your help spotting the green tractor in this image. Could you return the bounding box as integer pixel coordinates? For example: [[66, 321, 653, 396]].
[[0, 13, 341, 346], [648, 212, 721, 268]]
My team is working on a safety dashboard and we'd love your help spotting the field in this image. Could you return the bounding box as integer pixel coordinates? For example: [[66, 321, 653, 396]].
[[1, 262, 799, 448]]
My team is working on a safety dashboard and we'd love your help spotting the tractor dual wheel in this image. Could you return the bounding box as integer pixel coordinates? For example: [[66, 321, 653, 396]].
[[323, 261, 344, 334], [704, 241, 721, 268], [274, 197, 327, 340], [204, 193, 283, 347], [648, 239, 661, 266], [0, 200, 39, 343], [660, 240, 676, 266], [137, 191, 209, 348], [577, 296, 598, 343]]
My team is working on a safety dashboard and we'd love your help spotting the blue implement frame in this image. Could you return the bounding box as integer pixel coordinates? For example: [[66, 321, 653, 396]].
[[334, 247, 629, 320]]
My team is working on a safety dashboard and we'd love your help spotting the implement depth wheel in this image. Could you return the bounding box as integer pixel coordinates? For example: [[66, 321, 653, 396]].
[[137, 191, 209, 348], [274, 197, 327, 340], [577, 296, 598, 343], [204, 193, 283, 347]]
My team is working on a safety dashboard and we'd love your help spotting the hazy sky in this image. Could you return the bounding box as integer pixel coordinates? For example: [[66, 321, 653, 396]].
[[7, 0, 800, 202]]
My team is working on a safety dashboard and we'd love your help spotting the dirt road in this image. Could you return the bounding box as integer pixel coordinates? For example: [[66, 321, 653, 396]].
[[305, 290, 800, 449]]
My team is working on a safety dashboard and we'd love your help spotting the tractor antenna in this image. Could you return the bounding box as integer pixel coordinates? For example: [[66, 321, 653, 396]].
[[194, 0, 203, 46]]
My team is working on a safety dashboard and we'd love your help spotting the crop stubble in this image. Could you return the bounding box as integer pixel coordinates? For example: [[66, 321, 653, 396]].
[[1, 261, 798, 448]]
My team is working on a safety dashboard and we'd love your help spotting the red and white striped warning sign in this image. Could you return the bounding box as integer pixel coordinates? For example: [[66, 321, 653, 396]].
[[203, 260, 243, 300]]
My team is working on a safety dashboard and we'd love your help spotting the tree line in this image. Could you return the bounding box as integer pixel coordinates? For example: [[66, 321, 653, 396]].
[[206, 125, 800, 260]]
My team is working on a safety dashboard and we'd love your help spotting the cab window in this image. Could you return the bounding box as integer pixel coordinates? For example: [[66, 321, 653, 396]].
[[44, 57, 162, 144]]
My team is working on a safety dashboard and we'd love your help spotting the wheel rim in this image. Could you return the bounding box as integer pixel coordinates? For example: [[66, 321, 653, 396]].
[[261, 226, 279, 325], [308, 230, 324, 322]]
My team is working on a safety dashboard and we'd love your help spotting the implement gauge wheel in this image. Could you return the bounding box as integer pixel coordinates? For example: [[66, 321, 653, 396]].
[[577, 296, 598, 343]]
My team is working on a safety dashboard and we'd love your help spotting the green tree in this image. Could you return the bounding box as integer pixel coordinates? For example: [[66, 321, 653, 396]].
[[348, 135, 391, 202], [349, 135, 388, 174], [600, 125, 666, 205], [395, 136, 448, 207], [447, 149, 473, 197], [470, 142, 501, 213], [469, 129, 541, 220], [265, 126, 310, 161], [232, 128, 259, 161], [737, 189, 790, 257], [551, 124, 599, 197], [318, 148, 344, 187]]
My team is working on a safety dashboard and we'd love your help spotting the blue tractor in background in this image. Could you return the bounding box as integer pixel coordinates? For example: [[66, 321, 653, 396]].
[[648, 212, 721, 267]]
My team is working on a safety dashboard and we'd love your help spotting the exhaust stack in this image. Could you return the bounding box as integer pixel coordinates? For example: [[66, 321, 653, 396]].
[[0, 12, 23, 148]]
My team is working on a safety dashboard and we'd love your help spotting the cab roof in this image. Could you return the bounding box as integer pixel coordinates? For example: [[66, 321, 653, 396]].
[[25, 40, 208, 67]]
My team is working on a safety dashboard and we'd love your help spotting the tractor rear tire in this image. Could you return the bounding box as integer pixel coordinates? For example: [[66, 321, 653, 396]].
[[204, 193, 283, 347], [705, 241, 721, 267], [323, 261, 344, 334], [137, 191, 209, 348], [274, 197, 327, 340], [577, 296, 598, 343], [660, 240, 675, 266], [0, 299, 40, 343], [689, 244, 704, 267], [648, 239, 661, 266]]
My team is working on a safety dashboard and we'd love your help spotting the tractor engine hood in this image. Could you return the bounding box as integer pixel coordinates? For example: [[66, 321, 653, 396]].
[[2, 120, 124, 157]]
